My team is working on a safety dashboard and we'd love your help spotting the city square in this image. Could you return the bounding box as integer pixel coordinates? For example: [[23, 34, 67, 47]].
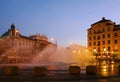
[[0, 0, 120, 82]]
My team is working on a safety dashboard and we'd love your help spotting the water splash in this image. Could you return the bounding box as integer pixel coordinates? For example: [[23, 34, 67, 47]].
[[32, 44, 95, 69]]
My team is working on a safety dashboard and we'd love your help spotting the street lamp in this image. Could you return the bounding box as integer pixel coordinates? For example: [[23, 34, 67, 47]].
[[104, 48, 106, 52], [50, 38, 54, 43], [103, 48, 110, 65], [93, 49, 98, 65]]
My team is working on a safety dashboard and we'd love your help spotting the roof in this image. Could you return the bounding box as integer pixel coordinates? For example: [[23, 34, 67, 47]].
[[0, 23, 16, 38], [0, 29, 12, 38], [91, 17, 112, 26], [19, 34, 35, 41], [113, 25, 120, 31]]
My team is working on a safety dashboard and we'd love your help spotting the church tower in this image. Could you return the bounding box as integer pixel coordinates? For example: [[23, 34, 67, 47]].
[[10, 23, 19, 37]]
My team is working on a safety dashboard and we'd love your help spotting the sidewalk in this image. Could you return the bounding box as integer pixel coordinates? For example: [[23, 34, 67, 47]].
[[0, 72, 120, 82]]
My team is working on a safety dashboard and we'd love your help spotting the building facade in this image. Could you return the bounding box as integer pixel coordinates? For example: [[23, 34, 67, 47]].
[[87, 17, 120, 63], [0, 24, 56, 63]]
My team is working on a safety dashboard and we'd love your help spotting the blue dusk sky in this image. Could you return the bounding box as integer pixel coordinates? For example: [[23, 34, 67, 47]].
[[0, 0, 120, 47]]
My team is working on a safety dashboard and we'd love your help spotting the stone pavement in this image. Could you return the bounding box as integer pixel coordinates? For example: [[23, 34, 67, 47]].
[[0, 72, 120, 82]]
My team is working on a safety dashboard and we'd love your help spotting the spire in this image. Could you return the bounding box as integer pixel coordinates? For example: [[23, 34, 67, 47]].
[[11, 23, 15, 30], [102, 17, 105, 20]]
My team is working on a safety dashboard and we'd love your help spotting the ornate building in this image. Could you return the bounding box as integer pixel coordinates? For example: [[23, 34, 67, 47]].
[[0, 24, 56, 63], [87, 17, 120, 63]]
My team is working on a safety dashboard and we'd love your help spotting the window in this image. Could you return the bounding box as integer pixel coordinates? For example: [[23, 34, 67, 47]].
[[103, 47, 105, 51], [97, 41, 100, 46], [89, 31, 91, 34], [103, 41, 105, 45], [94, 42, 96, 46], [115, 40, 117, 44], [94, 30, 96, 34], [98, 30, 100, 33], [108, 46, 111, 51], [98, 47, 100, 52], [102, 28, 105, 32], [97, 36, 100, 40], [108, 40, 110, 44], [108, 34, 110, 38], [89, 42, 91, 46], [114, 33, 118, 37], [102, 34, 105, 39], [89, 37, 92, 40], [108, 27, 110, 31], [94, 36, 96, 40]]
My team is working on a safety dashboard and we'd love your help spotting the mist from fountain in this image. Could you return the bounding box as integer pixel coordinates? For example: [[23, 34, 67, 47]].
[[32, 44, 95, 69], [0, 39, 95, 70]]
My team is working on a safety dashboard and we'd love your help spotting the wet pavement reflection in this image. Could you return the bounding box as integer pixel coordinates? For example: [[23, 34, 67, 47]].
[[97, 64, 118, 76], [0, 64, 120, 82]]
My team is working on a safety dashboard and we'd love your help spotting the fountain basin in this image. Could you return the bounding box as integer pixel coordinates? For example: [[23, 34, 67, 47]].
[[86, 65, 97, 74], [33, 66, 47, 77], [69, 66, 80, 75], [3, 66, 19, 76]]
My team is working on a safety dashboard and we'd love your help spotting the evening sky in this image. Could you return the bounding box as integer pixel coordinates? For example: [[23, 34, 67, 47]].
[[0, 0, 120, 46]]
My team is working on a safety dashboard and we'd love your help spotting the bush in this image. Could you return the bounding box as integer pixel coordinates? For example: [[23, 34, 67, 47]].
[[86, 65, 97, 74], [69, 66, 80, 75], [33, 66, 47, 77]]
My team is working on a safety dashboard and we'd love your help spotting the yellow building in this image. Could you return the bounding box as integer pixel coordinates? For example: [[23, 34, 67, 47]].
[[0, 24, 56, 63], [87, 17, 120, 62]]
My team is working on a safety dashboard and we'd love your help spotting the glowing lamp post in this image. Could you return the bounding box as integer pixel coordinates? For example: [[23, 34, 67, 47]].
[[103, 48, 109, 65], [93, 49, 98, 65], [50, 38, 54, 43], [93, 49, 97, 58], [70, 42, 73, 45]]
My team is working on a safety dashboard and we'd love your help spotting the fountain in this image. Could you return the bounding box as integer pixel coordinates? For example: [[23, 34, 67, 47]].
[[32, 44, 95, 70], [0, 43, 118, 78], [0, 38, 95, 70]]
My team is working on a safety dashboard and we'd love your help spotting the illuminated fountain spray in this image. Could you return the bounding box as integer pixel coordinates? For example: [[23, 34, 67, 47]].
[[69, 44, 95, 67], [32, 42, 95, 69]]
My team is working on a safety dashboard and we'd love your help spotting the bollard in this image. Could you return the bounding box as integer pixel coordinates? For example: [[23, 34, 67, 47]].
[[4, 66, 19, 76], [118, 65, 120, 73], [33, 66, 47, 77], [86, 65, 97, 74], [69, 66, 80, 75]]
